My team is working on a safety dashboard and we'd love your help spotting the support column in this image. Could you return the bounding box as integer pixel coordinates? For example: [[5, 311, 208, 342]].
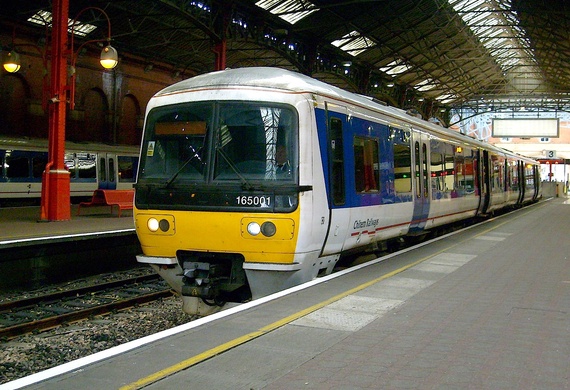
[[212, 2, 229, 71], [40, 0, 71, 221], [213, 39, 227, 71]]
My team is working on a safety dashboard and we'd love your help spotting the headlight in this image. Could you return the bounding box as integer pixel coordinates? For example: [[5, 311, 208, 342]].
[[147, 218, 159, 232], [159, 219, 170, 232], [247, 222, 261, 236], [261, 221, 276, 237]]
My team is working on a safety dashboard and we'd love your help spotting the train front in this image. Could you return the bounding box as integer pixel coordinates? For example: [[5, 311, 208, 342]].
[[134, 85, 317, 315]]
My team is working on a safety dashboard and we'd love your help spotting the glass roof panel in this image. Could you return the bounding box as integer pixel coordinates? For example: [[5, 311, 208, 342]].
[[447, 0, 536, 73], [255, 0, 319, 25], [414, 79, 437, 92], [331, 31, 375, 57], [27, 10, 97, 37], [379, 59, 413, 76]]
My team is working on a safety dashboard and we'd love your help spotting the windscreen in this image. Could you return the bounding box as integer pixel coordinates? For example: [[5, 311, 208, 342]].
[[137, 101, 298, 211], [140, 102, 296, 184]]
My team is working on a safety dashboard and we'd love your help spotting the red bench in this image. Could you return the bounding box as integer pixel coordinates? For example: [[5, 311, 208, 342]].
[[77, 189, 134, 217]]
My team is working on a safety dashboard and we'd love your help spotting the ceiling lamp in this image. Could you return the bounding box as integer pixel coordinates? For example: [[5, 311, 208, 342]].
[[100, 45, 118, 69], [3, 50, 21, 73]]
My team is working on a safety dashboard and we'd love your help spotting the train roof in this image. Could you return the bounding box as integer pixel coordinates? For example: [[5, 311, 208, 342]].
[[155, 67, 537, 164], [156, 67, 342, 98]]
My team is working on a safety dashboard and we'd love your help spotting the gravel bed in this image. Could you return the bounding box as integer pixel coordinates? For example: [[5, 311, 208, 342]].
[[0, 266, 156, 303], [0, 268, 197, 385]]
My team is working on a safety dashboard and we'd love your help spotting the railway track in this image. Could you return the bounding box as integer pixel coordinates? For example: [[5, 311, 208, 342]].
[[0, 274, 174, 340]]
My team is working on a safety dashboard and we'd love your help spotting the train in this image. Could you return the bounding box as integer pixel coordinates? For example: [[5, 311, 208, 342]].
[[0, 137, 139, 204], [133, 67, 541, 315]]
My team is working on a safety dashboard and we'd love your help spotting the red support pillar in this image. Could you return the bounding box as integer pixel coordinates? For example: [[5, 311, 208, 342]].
[[40, 0, 71, 221], [213, 39, 227, 71], [212, 3, 229, 72]]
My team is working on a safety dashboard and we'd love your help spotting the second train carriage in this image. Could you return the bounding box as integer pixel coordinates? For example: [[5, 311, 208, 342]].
[[134, 67, 541, 315], [0, 137, 139, 203]]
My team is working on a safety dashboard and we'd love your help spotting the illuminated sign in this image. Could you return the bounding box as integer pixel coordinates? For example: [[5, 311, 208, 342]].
[[492, 118, 559, 138]]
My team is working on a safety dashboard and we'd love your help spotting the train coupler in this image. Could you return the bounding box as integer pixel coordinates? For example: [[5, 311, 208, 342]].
[[177, 252, 250, 305], [181, 262, 220, 298]]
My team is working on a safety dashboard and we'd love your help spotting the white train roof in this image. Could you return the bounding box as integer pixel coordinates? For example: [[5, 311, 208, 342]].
[[156, 67, 343, 98], [154, 67, 536, 163]]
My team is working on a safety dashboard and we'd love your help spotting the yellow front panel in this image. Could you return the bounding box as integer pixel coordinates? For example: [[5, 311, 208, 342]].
[[135, 206, 301, 264]]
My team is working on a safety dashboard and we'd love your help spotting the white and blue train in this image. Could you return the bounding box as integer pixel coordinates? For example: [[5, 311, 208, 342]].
[[134, 67, 541, 315], [0, 137, 139, 204]]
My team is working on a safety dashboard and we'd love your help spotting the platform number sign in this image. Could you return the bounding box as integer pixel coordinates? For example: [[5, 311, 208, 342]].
[[546, 150, 556, 159]]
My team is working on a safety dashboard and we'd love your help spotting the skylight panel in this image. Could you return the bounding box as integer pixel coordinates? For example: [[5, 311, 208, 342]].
[[447, 0, 536, 73], [27, 10, 97, 37], [456, 0, 486, 11], [379, 59, 413, 76], [256, 0, 319, 25], [72, 22, 97, 37], [414, 79, 437, 92], [331, 31, 375, 56], [27, 10, 52, 27], [436, 94, 457, 104]]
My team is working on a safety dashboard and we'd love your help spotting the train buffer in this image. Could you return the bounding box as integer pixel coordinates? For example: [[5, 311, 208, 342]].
[[77, 189, 134, 217]]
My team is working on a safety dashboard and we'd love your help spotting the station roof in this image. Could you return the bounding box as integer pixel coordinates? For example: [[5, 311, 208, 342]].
[[2, 0, 569, 116]]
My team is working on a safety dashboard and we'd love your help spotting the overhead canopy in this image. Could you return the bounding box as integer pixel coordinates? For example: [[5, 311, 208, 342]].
[[1, 0, 569, 115]]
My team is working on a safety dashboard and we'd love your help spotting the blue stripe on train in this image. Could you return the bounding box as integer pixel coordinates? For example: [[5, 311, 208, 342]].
[[314, 107, 414, 209]]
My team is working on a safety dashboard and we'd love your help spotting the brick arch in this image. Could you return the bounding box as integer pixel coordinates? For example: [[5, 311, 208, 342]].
[[69, 88, 109, 143], [118, 93, 141, 145]]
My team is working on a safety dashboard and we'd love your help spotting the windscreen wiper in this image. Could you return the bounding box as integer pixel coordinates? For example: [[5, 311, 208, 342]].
[[216, 147, 256, 191], [164, 146, 202, 188]]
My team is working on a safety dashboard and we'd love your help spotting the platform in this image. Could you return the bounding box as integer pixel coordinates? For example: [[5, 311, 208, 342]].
[[5, 197, 570, 389], [0, 205, 137, 291], [0, 205, 134, 245]]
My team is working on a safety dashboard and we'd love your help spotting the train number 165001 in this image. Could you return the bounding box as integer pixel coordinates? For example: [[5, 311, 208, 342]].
[[235, 195, 271, 207]]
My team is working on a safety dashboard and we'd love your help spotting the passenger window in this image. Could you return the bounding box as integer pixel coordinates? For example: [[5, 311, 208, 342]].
[[415, 141, 421, 198], [525, 164, 534, 188], [490, 155, 501, 191], [463, 148, 475, 194], [354, 137, 379, 193], [6, 155, 29, 178], [508, 161, 517, 189], [77, 153, 97, 179], [430, 151, 444, 198], [118, 156, 137, 182], [455, 147, 475, 196], [394, 143, 412, 195], [422, 143, 428, 198], [444, 146, 455, 196]]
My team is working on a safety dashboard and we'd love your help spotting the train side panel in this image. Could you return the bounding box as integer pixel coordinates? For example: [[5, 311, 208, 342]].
[[0, 138, 138, 203], [314, 100, 416, 255]]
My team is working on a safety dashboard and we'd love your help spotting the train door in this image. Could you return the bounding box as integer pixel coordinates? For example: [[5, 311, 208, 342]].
[[409, 129, 430, 233], [517, 161, 525, 203], [98, 153, 117, 189], [320, 102, 350, 256], [478, 150, 491, 214], [533, 165, 541, 200]]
